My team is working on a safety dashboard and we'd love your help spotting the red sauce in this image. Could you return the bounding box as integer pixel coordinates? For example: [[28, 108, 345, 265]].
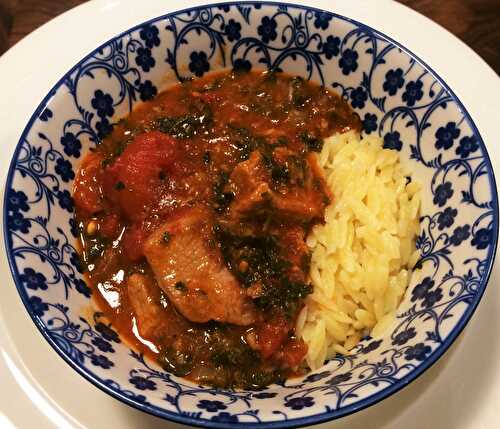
[[74, 69, 360, 388]]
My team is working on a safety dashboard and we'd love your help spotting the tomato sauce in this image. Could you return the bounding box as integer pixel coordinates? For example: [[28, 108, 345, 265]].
[[74, 69, 360, 388]]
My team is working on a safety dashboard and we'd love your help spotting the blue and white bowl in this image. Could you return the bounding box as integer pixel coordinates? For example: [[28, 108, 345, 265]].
[[3, 2, 498, 427]]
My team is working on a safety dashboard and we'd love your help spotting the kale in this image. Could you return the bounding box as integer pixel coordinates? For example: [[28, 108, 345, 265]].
[[162, 231, 171, 244], [210, 347, 259, 367], [159, 347, 193, 377], [299, 131, 323, 152], [155, 104, 212, 139], [254, 279, 313, 317], [228, 125, 267, 161], [216, 231, 289, 288]]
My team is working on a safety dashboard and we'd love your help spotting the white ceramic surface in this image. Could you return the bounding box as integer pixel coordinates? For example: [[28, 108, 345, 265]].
[[0, 0, 499, 428]]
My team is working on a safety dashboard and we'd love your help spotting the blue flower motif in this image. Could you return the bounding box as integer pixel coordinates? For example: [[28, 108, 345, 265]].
[[411, 277, 434, 302], [233, 58, 252, 73], [95, 322, 121, 343], [383, 131, 402, 151], [404, 343, 431, 362], [129, 375, 156, 391], [70, 252, 83, 273], [29, 296, 49, 317], [471, 228, 493, 250], [304, 371, 330, 383], [20, 268, 47, 291], [217, 5, 230, 12], [138, 80, 157, 102], [253, 391, 277, 399], [91, 90, 114, 118], [435, 122, 460, 150], [197, 400, 227, 412], [456, 136, 478, 158], [322, 35, 340, 59], [139, 24, 160, 49], [284, 396, 315, 410], [328, 372, 352, 385], [57, 190, 74, 213], [96, 117, 113, 140], [392, 327, 416, 346], [7, 189, 29, 213], [257, 16, 277, 43], [8, 212, 31, 233], [362, 113, 378, 134], [350, 86, 367, 109], [211, 412, 239, 423], [92, 337, 114, 353], [437, 207, 457, 231], [188, 51, 210, 78], [449, 225, 470, 246], [224, 19, 241, 42], [54, 158, 75, 183], [362, 339, 382, 354], [74, 278, 91, 298], [135, 47, 155, 72], [402, 80, 423, 106], [69, 218, 78, 238], [90, 354, 114, 369], [433, 182, 453, 207], [423, 287, 443, 308], [383, 68, 404, 95], [313, 11, 332, 30], [339, 49, 358, 75], [39, 108, 53, 122], [60, 132, 82, 158]]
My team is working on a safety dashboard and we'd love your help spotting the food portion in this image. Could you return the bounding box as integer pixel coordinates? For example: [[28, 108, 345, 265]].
[[298, 132, 421, 369], [73, 68, 419, 389]]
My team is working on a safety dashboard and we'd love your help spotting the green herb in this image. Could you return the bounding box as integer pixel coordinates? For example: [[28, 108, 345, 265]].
[[159, 170, 166, 180], [114, 181, 125, 190], [175, 281, 187, 292], [155, 105, 212, 139], [271, 164, 290, 183], [203, 151, 211, 164], [299, 131, 323, 152], [162, 231, 171, 244], [159, 347, 193, 377]]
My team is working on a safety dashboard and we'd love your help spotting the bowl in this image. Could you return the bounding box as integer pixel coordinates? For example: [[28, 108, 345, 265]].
[[3, 2, 498, 427]]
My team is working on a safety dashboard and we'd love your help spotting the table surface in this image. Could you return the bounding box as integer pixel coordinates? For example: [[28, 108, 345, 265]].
[[1, 0, 500, 75]]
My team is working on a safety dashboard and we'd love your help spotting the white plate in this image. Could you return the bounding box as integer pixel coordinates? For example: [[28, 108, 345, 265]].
[[0, 0, 499, 428]]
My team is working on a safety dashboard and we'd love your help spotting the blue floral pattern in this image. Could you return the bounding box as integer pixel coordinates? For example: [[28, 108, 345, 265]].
[[3, 3, 497, 428]]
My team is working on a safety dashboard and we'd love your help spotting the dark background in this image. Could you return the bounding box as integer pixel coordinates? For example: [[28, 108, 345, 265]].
[[1, 0, 499, 75]]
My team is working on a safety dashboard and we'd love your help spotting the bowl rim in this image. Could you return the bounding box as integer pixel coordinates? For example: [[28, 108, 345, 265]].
[[3, 1, 498, 428]]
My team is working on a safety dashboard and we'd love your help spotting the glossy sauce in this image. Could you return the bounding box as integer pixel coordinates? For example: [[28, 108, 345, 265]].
[[74, 69, 360, 388]]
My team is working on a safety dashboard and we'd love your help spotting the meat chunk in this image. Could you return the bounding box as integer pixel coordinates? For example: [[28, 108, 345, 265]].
[[127, 273, 188, 344], [143, 207, 258, 325], [228, 151, 271, 217], [228, 150, 330, 223]]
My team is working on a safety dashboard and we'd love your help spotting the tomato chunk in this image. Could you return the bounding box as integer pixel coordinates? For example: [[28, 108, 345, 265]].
[[121, 223, 146, 262], [100, 213, 121, 239], [256, 318, 291, 359], [102, 131, 179, 221], [73, 152, 104, 216], [282, 339, 307, 368]]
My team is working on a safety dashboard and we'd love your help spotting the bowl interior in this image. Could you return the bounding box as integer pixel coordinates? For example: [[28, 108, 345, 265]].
[[3, 2, 497, 427]]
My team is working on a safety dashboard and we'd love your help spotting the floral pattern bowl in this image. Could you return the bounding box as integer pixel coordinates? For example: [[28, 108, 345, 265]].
[[3, 2, 498, 428]]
